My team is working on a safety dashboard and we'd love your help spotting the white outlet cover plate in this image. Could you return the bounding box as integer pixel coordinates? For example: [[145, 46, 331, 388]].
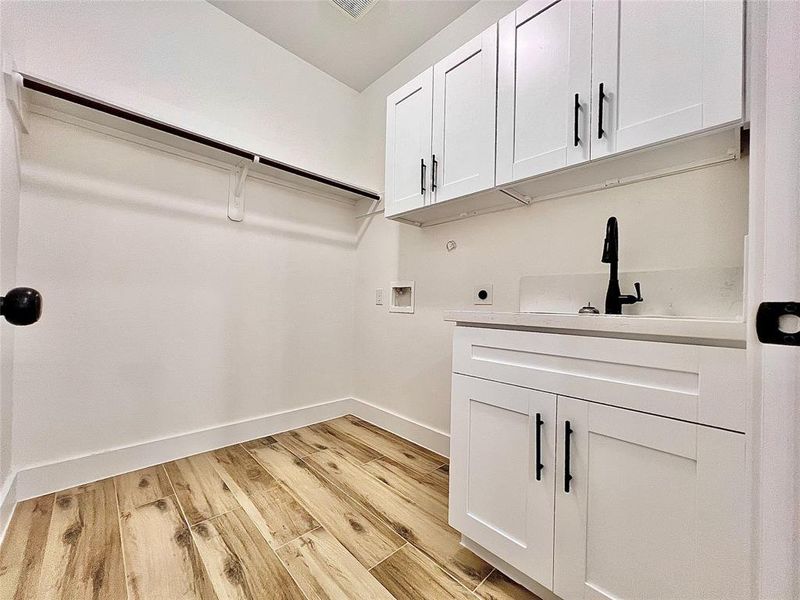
[[474, 284, 493, 305]]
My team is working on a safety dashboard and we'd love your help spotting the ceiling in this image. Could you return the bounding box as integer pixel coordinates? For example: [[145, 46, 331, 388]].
[[209, 0, 479, 91]]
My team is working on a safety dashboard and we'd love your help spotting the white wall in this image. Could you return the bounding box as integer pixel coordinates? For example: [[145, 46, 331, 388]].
[[7, 0, 363, 185], [2, 0, 750, 488], [0, 2, 22, 505], [353, 162, 749, 433], [13, 112, 356, 471], [2, 0, 365, 486], [352, 1, 750, 434], [745, 2, 800, 595]]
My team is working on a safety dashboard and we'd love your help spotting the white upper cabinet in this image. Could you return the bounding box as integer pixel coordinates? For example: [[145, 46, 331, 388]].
[[385, 26, 497, 217], [450, 374, 557, 588], [591, 0, 744, 158], [431, 25, 498, 204], [554, 397, 747, 600], [384, 68, 433, 217], [496, 0, 593, 185], [385, 0, 744, 221]]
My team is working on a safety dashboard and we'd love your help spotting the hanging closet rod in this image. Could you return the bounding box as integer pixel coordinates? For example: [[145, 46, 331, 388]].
[[22, 76, 380, 201]]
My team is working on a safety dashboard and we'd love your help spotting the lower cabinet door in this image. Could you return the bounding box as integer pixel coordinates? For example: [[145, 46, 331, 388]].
[[450, 374, 557, 587], [554, 396, 747, 600]]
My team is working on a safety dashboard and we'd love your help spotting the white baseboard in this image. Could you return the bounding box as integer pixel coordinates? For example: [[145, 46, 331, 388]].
[[14, 397, 355, 502], [461, 536, 562, 600], [0, 473, 18, 546], [11, 396, 450, 503], [349, 397, 450, 457]]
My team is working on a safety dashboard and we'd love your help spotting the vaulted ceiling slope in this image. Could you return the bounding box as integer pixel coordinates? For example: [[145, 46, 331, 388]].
[[208, 0, 479, 91]]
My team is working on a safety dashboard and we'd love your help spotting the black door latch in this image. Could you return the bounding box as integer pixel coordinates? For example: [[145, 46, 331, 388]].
[[0, 287, 42, 326], [756, 302, 800, 346]]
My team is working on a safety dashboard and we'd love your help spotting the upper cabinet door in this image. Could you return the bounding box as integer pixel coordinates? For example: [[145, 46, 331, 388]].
[[449, 374, 557, 588], [385, 68, 433, 217], [496, 0, 593, 185], [592, 0, 744, 158], [554, 397, 747, 600], [431, 25, 498, 204]]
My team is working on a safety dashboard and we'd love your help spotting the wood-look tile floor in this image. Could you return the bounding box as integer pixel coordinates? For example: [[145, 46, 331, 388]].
[[0, 415, 541, 600]]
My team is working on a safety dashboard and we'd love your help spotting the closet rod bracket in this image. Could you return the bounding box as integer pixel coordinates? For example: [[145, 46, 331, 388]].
[[228, 157, 258, 222], [3, 65, 28, 134]]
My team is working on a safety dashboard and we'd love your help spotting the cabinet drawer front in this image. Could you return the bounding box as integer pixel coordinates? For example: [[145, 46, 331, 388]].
[[450, 374, 556, 587], [452, 327, 746, 432]]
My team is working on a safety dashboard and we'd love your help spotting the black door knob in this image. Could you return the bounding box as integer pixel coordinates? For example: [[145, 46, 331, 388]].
[[0, 287, 42, 326]]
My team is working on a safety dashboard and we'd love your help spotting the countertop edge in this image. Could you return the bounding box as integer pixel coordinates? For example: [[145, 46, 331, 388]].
[[443, 311, 747, 348]]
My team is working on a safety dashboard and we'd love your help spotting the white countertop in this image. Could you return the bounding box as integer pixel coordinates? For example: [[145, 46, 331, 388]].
[[444, 311, 747, 347]]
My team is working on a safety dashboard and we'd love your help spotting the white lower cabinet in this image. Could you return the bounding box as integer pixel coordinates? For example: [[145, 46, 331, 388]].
[[450, 374, 557, 588], [553, 397, 747, 600], [450, 375, 747, 600]]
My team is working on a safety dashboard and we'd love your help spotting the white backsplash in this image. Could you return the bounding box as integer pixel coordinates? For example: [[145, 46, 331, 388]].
[[519, 267, 744, 319]]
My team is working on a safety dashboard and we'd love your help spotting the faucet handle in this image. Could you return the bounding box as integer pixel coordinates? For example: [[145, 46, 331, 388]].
[[634, 282, 643, 302]]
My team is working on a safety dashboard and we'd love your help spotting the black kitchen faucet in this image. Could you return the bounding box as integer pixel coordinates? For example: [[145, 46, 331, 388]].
[[601, 216, 643, 314]]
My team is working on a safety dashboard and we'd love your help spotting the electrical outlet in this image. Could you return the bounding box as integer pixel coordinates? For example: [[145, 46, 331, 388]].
[[375, 288, 384, 305], [474, 284, 493, 305]]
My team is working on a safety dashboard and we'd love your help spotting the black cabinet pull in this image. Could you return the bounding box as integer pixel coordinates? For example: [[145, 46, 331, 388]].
[[420, 158, 426, 196], [597, 82, 605, 139], [431, 154, 438, 192], [535, 413, 544, 481], [573, 93, 580, 147], [564, 420, 573, 493]]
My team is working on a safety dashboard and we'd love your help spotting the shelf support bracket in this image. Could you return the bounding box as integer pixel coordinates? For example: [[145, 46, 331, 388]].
[[3, 62, 28, 134], [499, 188, 531, 205], [228, 157, 256, 222]]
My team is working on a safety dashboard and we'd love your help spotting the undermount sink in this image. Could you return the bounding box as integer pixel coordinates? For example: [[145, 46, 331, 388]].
[[518, 268, 744, 321]]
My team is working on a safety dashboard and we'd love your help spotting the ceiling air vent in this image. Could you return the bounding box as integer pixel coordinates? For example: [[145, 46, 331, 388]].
[[330, 0, 379, 21]]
